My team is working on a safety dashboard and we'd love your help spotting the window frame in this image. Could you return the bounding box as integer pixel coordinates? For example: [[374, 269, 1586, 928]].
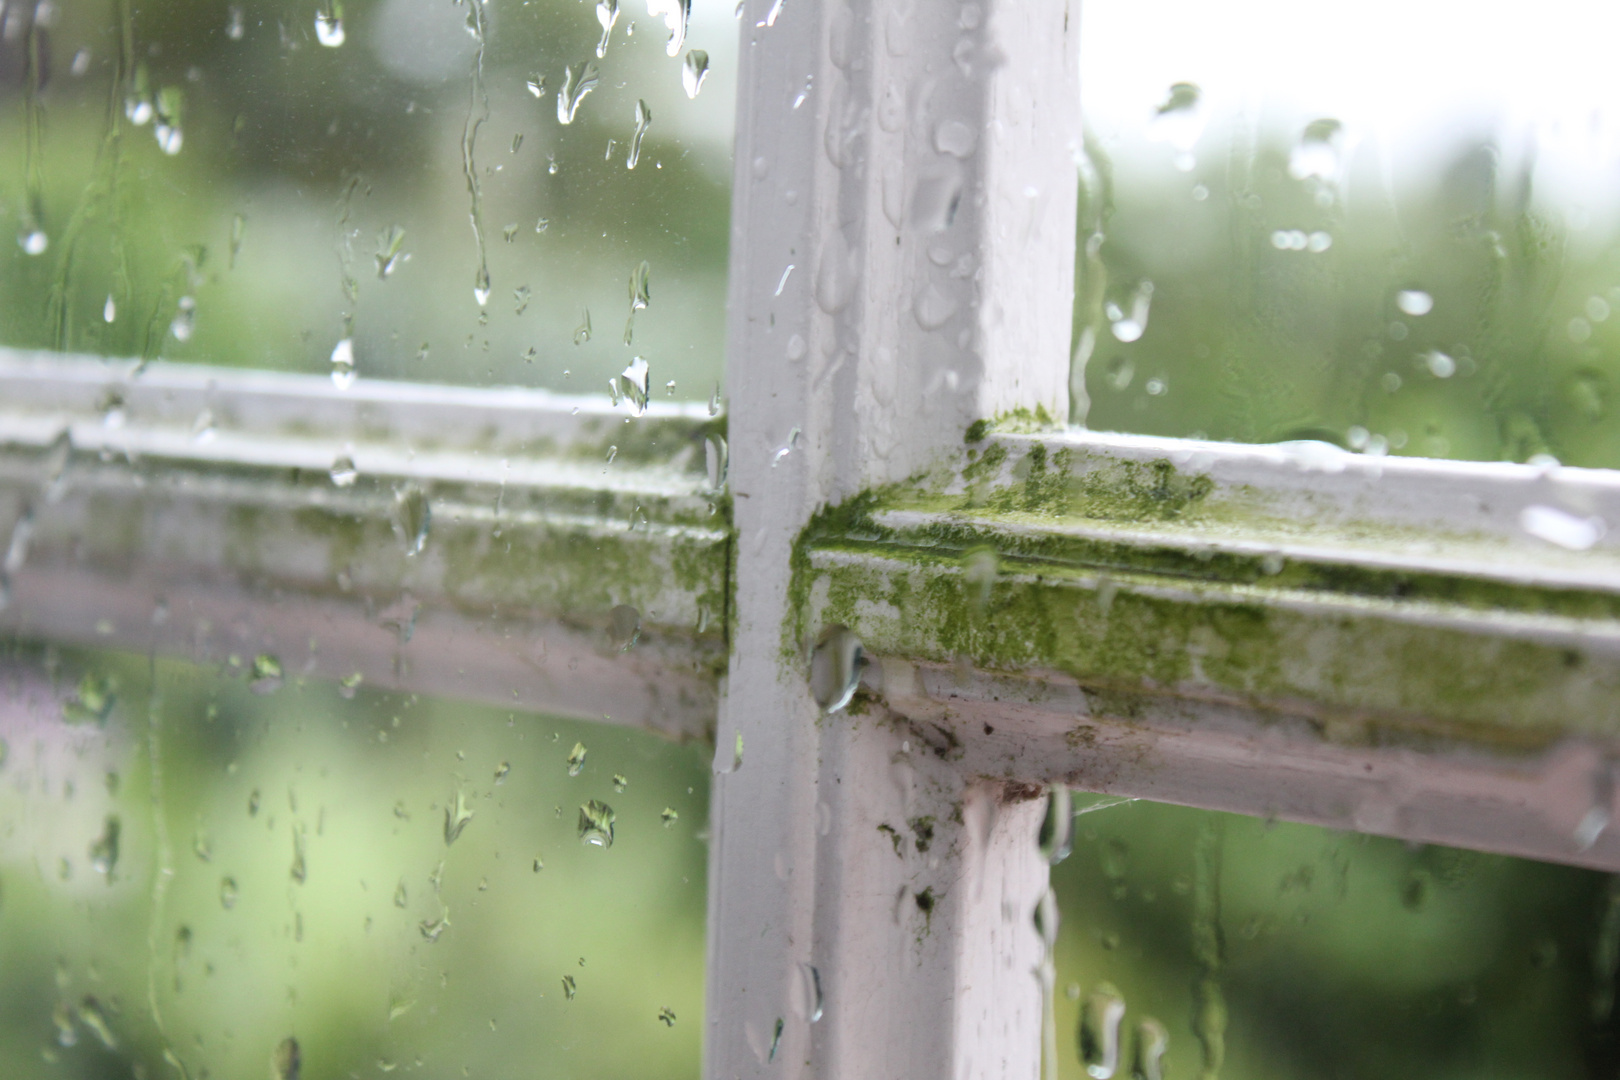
[[2, 0, 1619, 1077]]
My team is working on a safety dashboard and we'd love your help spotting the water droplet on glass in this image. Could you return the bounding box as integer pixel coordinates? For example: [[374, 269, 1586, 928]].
[[226, 5, 245, 39], [1150, 81, 1204, 167], [494, 761, 511, 784], [768, 1017, 784, 1062], [77, 996, 116, 1049], [474, 265, 492, 307], [1425, 350, 1456, 378], [682, 49, 710, 98], [574, 308, 593, 345], [392, 485, 431, 555], [659, 1006, 677, 1026], [103, 295, 116, 323], [289, 826, 307, 883], [612, 773, 628, 793], [375, 225, 406, 279], [330, 338, 356, 389], [62, 673, 116, 725], [705, 434, 729, 490], [1288, 117, 1342, 181], [1131, 1019, 1169, 1080], [1520, 504, 1605, 551], [809, 626, 865, 713], [619, 357, 651, 414], [250, 654, 283, 694], [219, 876, 239, 909], [330, 455, 358, 487], [1079, 983, 1126, 1079], [646, 0, 691, 56], [19, 230, 47, 256], [273, 1036, 302, 1080], [557, 62, 600, 124], [562, 974, 578, 999], [596, 0, 620, 57], [627, 99, 652, 169], [393, 880, 408, 908], [566, 742, 588, 777], [933, 120, 976, 158], [1307, 230, 1333, 252], [443, 790, 475, 845], [89, 816, 120, 879], [1109, 281, 1153, 342], [578, 800, 616, 847], [527, 73, 547, 97], [609, 603, 641, 651], [661, 807, 679, 827], [419, 914, 449, 942], [170, 296, 196, 342], [339, 672, 363, 698], [1396, 289, 1433, 316], [771, 426, 801, 467], [1038, 786, 1072, 864], [315, 5, 344, 46]]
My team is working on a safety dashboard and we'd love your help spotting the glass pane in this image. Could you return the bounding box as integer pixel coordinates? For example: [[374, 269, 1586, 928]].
[[1074, 0, 1620, 468], [0, 0, 735, 399], [0, 641, 708, 1080], [1051, 793, 1613, 1080]]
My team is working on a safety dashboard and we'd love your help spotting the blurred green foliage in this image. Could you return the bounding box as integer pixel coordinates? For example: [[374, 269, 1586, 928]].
[[1052, 794, 1617, 1080], [1075, 117, 1620, 469], [0, 642, 709, 1080], [0, 0, 733, 396]]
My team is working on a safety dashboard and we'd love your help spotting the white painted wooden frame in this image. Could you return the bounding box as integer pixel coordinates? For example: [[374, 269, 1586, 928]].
[[6, 0, 1620, 1077]]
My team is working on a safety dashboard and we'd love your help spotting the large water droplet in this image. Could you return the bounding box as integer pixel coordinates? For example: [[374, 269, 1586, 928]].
[[619, 357, 651, 415], [330, 455, 357, 487], [314, 7, 344, 46], [1079, 984, 1126, 1079], [578, 800, 616, 847], [1396, 289, 1434, 317], [1521, 504, 1604, 550], [626, 99, 651, 169], [330, 338, 356, 389], [646, 0, 691, 56], [393, 485, 431, 555], [273, 1036, 302, 1080], [557, 62, 600, 124], [1038, 786, 1072, 864], [1288, 118, 1342, 181], [610, 604, 641, 651], [682, 50, 710, 98], [1131, 1019, 1169, 1080], [596, 0, 620, 57], [809, 626, 865, 713]]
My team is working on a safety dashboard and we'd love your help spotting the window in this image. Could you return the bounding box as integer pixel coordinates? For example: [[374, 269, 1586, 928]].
[[4, 1, 1619, 1079]]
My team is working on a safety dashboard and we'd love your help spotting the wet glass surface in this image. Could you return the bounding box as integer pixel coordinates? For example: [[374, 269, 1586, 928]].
[[1074, 0, 1620, 468], [0, 0, 735, 400], [1051, 793, 1617, 1080], [0, 641, 708, 1080]]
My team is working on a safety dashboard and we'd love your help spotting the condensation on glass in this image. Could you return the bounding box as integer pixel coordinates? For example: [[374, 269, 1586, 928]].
[[0, 642, 708, 1080], [0, 0, 735, 399], [1047, 792, 1619, 1080], [1073, 0, 1620, 468]]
